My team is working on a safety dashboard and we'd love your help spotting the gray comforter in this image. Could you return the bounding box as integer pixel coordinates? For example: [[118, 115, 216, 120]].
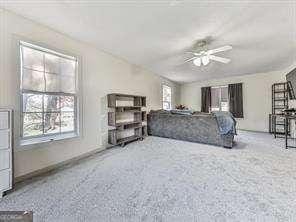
[[147, 110, 235, 148]]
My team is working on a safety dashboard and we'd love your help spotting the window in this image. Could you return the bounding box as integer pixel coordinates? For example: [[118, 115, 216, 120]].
[[20, 41, 78, 143], [162, 85, 172, 110], [211, 86, 229, 111]]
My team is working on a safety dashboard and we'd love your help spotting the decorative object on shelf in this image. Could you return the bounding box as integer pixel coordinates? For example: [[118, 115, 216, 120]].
[[107, 93, 147, 147], [283, 108, 296, 115], [0, 109, 13, 198], [175, 104, 187, 110]]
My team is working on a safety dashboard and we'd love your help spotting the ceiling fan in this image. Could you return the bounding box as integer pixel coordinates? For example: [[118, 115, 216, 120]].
[[185, 40, 232, 66]]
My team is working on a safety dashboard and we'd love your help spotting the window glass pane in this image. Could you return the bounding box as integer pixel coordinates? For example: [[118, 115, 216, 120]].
[[211, 107, 220, 111], [163, 94, 170, 102], [61, 112, 74, 132], [44, 112, 61, 134], [23, 94, 43, 112], [44, 95, 60, 112], [22, 68, 45, 91], [23, 113, 43, 137], [221, 87, 228, 102], [163, 101, 170, 110], [221, 102, 229, 111], [45, 73, 60, 92], [22, 46, 44, 71], [61, 96, 74, 112], [163, 85, 172, 110], [60, 76, 76, 93], [221, 86, 229, 111], [211, 86, 229, 111], [211, 88, 220, 111], [60, 58, 76, 76], [163, 87, 171, 100], [45, 53, 60, 74]]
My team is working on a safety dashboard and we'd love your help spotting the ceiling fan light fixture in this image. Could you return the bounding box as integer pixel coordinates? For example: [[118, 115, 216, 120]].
[[201, 56, 210, 65], [185, 42, 232, 67], [193, 58, 201, 66]]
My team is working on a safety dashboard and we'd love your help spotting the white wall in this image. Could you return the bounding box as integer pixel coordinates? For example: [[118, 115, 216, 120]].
[[180, 70, 294, 132], [0, 9, 180, 178]]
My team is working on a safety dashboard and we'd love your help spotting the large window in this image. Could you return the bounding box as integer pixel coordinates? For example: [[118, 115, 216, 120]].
[[162, 85, 172, 110], [20, 41, 78, 143], [211, 86, 229, 111]]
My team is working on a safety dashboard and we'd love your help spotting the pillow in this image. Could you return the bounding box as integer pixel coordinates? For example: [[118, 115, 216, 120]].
[[149, 109, 170, 115], [170, 109, 193, 115]]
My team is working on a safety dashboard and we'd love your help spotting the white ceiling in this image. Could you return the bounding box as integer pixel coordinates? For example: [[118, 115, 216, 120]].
[[2, 0, 296, 83]]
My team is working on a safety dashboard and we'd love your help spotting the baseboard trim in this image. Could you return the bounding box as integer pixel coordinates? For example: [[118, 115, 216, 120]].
[[238, 129, 269, 133], [15, 147, 106, 183]]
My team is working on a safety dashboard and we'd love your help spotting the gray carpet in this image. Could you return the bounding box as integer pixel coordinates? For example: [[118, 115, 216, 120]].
[[1, 131, 296, 221]]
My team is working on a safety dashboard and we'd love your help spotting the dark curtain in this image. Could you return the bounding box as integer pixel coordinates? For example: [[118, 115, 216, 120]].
[[201, 87, 211, 113], [228, 83, 244, 118]]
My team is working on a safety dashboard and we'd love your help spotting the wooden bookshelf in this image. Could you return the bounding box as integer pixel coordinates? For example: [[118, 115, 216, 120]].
[[107, 93, 147, 147]]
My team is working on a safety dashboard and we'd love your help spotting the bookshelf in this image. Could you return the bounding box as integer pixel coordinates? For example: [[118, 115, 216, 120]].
[[107, 93, 147, 147]]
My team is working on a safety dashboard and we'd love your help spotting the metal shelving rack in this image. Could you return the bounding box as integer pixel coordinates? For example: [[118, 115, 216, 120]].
[[269, 82, 289, 135]]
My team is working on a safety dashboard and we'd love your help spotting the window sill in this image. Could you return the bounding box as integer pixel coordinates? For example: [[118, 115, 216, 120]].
[[19, 132, 79, 147]]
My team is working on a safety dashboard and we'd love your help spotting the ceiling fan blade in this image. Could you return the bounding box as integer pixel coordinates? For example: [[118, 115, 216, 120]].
[[208, 55, 231, 63], [207, 45, 232, 55], [186, 51, 202, 56], [184, 56, 198, 63]]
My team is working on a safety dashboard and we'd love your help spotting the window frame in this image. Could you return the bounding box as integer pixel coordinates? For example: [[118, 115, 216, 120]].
[[211, 85, 229, 112], [162, 84, 172, 110], [19, 40, 80, 146]]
